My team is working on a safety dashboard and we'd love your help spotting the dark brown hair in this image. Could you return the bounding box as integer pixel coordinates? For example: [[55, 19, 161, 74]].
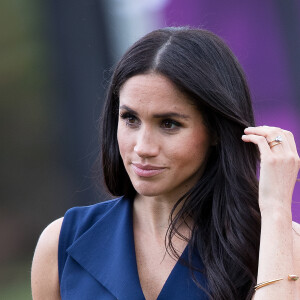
[[101, 27, 260, 300]]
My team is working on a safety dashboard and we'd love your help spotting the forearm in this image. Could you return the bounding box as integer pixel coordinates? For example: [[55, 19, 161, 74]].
[[253, 205, 294, 299]]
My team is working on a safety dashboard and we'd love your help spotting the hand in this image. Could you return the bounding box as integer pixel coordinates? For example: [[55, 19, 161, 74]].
[[242, 126, 300, 214]]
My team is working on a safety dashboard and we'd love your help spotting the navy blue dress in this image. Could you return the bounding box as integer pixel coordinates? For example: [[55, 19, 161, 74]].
[[58, 196, 209, 299]]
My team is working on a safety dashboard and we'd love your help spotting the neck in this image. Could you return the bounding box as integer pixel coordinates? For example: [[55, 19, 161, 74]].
[[133, 194, 191, 242]]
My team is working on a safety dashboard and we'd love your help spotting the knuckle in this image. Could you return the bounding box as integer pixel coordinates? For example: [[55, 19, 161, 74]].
[[286, 154, 295, 163], [280, 153, 299, 167], [270, 129, 280, 137], [266, 156, 276, 165], [267, 126, 279, 132], [293, 155, 300, 165], [257, 136, 266, 143], [283, 130, 294, 139]]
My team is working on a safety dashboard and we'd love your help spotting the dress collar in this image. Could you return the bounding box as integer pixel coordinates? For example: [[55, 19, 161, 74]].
[[67, 197, 145, 299], [66, 196, 208, 299]]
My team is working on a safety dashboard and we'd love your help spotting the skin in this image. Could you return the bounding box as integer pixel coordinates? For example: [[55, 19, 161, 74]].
[[117, 73, 212, 202], [31, 218, 62, 300], [31, 73, 300, 300], [117, 73, 213, 299], [242, 126, 300, 299]]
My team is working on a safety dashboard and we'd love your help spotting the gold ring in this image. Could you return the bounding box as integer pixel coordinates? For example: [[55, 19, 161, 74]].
[[269, 141, 282, 149], [268, 135, 283, 148]]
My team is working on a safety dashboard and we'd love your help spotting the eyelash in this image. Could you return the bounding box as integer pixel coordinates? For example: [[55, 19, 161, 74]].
[[161, 119, 181, 130], [120, 112, 140, 127], [119, 112, 182, 131]]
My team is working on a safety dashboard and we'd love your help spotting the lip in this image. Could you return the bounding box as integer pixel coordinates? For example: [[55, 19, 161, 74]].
[[131, 163, 166, 177]]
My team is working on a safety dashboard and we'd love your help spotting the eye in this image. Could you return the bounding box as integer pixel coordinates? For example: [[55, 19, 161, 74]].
[[161, 119, 181, 130], [120, 112, 140, 127]]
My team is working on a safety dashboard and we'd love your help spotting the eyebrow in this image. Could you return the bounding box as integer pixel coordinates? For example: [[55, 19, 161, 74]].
[[119, 105, 190, 120]]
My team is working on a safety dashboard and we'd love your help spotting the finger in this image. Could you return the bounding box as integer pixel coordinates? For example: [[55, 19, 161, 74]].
[[244, 126, 280, 141], [282, 130, 298, 154], [241, 134, 271, 157], [244, 126, 289, 152], [246, 127, 300, 172], [244, 126, 285, 143]]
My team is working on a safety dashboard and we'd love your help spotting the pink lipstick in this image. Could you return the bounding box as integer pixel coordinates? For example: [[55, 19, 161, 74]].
[[131, 163, 165, 178]]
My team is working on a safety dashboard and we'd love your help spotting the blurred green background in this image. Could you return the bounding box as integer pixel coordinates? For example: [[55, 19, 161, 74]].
[[1, 0, 299, 299], [1, 0, 58, 298]]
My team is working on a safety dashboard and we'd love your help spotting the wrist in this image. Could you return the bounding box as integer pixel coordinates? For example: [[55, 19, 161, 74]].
[[259, 196, 292, 217], [260, 205, 292, 224]]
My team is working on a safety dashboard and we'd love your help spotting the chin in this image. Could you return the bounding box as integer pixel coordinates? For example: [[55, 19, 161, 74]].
[[133, 188, 162, 197], [131, 182, 165, 197]]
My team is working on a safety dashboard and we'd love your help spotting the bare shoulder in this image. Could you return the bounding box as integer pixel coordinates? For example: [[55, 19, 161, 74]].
[[31, 217, 64, 300], [292, 221, 300, 297]]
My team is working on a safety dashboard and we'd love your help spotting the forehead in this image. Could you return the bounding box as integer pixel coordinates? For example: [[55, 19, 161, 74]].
[[119, 73, 195, 111]]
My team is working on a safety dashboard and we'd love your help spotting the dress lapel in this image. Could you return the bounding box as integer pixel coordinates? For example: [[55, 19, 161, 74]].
[[157, 245, 209, 299], [66, 197, 145, 300]]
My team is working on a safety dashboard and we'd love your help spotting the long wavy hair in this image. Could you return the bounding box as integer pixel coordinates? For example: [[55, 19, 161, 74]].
[[101, 27, 261, 300]]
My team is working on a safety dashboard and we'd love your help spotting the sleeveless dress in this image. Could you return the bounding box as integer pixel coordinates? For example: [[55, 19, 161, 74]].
[[58, 196, 209, 299]]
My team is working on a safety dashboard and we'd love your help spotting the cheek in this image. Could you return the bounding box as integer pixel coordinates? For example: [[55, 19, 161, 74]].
[[170, 134, 210, 168], [117, 126, 132, 158]]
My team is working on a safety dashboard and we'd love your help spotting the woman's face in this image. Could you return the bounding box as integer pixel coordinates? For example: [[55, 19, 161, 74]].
[[117, 73, 212, 200]]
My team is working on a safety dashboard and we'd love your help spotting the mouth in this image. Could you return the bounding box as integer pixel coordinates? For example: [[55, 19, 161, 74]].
[[131, 163, 166, 178]]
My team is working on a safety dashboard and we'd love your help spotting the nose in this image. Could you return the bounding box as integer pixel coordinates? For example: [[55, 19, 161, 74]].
[[134, 127, 159, 158]]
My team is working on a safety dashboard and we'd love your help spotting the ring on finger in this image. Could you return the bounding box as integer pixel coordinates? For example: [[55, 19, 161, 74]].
[[268, 135, 283, 148], [269, 141, 282, 149]]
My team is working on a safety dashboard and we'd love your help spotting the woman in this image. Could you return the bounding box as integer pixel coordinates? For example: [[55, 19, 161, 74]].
[[31, 27, 300, 299]]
